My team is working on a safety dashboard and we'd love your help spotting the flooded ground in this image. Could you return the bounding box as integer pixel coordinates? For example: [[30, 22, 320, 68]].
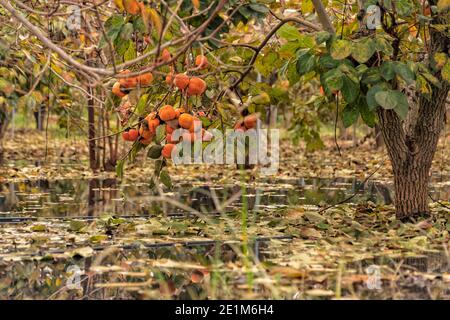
[[1, 175, 449, 219], [0, 169, 449, 300], [0, 133, 449, 300]]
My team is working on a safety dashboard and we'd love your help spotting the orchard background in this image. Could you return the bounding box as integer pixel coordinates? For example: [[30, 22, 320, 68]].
[[0, 0, 449, 300]]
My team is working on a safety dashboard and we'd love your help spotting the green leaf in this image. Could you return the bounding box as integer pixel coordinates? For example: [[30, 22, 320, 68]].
[[374, 90, 409, 119], [248, 3, 269, 13], [69, 220, 87, 232], [276, 24, 302, 41], [433, 52, 447, 69], [31, 224, 47, 232], [374, 90, 396, 110], [421, 71, 441, 88], [357, 97, 376, 127], [155, 124, 166, 143], [362, 67, 382, 84], [395, 0, 415, 16], [366, 84, 387, 110], [342, 104, 359, 128], [351, 38, 376, 64], [160, 170, 173, 189], [318, 54, 339, 69], [296, 52, 316, 75], [116, 159, 124, 179], [302, 0, 314, 13], [286, 61, 300, 84], [147, 145, 163, 159], [374, 36, 394, 56], [394, 62, 415, 84], [136, 94, 149, 114], [124, 41, 136, 61], [341, 76, 359, 103], [380, 61, 396, 81], [321, 69, 343, 94], [330, 40, 352, 60], [315, 31, 331, 44], [119, 23, 134, 41]]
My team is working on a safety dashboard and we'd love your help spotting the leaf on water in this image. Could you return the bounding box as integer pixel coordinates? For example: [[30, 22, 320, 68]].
[[303, 211, 326, 224], [269, 266, 307, 278], [305, 289, 334, 297], [69, 220, 87, 232], [31, 224, 47, 232], [68, 246, 94, 258], [300, 227, 322, 239]]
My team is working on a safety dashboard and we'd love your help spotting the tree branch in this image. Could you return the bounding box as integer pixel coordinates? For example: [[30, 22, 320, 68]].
[[230, 17, 321, 90], [311, 0, 335, 34]]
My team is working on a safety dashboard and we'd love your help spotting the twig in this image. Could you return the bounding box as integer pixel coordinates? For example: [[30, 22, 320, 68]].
[[318, 157, 387, 213]]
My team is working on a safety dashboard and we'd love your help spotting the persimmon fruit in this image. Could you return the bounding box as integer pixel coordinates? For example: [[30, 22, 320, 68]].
[[165, 72, 174, 86], [137, 72, 153, 86], [178, 113, 194, 129], [187, 77, 206, 96], [243, 114, 258, 129], [112, 82, 126, 98], [195, 55, 208, 69], [123, 0, 141, 15], [119, 70, 138, 88], [161, 48, 172, 62], [159, 105, 177, 121], [128, 128, 139, 141], [174, 73, 190, 90], [162, 143, 177, 158]]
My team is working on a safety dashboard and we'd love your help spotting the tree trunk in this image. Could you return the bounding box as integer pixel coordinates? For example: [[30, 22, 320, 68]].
[[0, 109, 10, 164], [374, 125, 384, 148], [377, 5, 448, 220], [34, 105, 46, 130], [378, 83, 448, 220], [87, 85, 98, 171]]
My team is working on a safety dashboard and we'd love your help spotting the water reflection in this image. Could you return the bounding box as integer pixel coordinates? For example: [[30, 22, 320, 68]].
[[0, 177, 448, 219]]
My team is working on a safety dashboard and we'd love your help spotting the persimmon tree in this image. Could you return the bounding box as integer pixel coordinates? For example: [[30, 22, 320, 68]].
[[1, 0, 448, 221]]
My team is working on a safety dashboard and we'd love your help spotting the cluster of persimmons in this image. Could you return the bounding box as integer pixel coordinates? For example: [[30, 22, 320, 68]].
[[112, 48, 212, 159], [112, 42, 259, 162]]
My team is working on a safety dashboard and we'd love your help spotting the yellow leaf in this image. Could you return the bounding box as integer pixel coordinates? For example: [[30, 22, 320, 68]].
[[437, 0, 450, 11], [114, 0, 124, 11], [148, 8, 162, 35], [140, 5, 162, 35]]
